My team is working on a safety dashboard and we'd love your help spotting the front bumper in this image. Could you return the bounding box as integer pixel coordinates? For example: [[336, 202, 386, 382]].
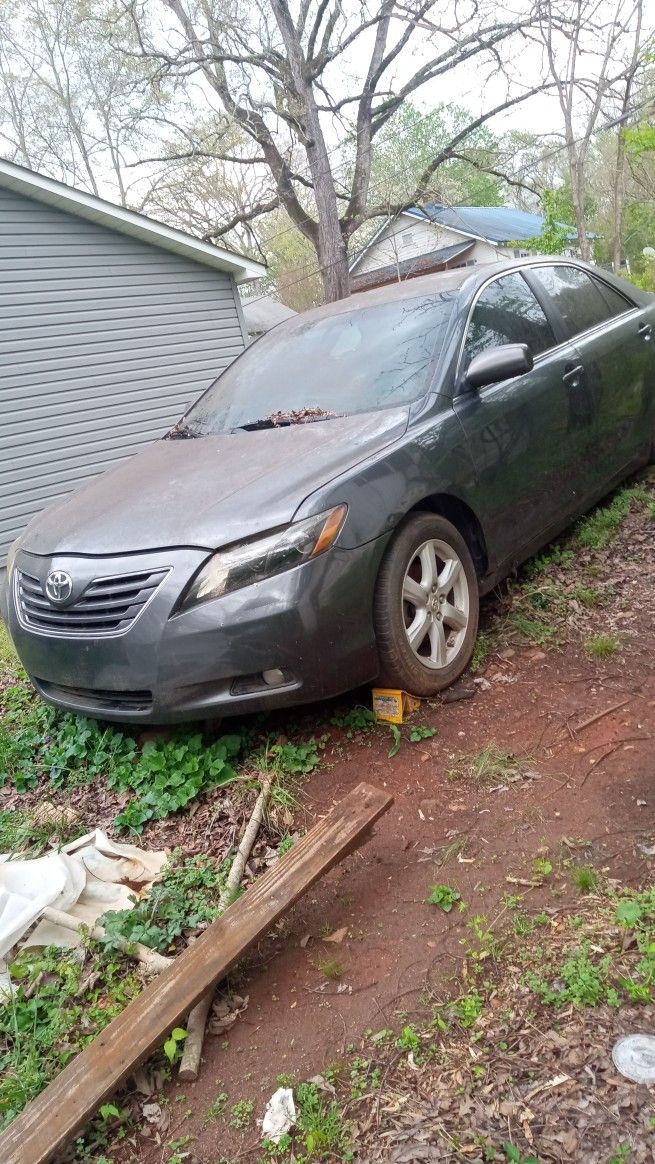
[[3, 540, 387, 722]]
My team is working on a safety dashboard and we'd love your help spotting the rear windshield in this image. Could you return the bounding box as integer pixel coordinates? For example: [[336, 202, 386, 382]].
[[183, 292, 455, 434]]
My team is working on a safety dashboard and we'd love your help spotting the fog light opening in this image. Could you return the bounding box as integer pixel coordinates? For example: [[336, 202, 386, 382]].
[[262, 667, 290, 687]]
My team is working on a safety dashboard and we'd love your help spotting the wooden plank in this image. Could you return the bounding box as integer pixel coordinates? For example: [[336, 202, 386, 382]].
[[0, 782, 392, 1164]]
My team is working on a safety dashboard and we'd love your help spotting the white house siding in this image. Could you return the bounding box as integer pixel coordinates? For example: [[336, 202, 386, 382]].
[[354, 214, 500, 276], [0, 187, 248, 564]]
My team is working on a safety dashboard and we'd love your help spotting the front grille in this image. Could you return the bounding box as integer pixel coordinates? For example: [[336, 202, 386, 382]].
[[16, 567, 169, 635], [35, 678, 153, 714]]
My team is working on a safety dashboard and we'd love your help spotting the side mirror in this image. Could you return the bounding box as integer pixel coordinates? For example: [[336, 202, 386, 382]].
[[462, 343, 534, 392]]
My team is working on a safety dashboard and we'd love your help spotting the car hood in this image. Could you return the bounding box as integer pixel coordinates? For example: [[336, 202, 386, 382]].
[[21, 409, 408, 556]]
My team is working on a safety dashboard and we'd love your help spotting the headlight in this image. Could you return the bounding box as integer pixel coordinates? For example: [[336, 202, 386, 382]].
[[180, 504, 348, 610]]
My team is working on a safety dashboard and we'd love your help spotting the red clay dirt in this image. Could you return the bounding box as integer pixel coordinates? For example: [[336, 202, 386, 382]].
[[128, 626, 654, 1164]]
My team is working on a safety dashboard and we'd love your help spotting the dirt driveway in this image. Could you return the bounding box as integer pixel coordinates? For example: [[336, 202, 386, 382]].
[[151, 483, 655, 1164]]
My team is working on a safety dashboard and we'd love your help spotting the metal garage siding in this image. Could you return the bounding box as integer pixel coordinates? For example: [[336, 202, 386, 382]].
[[0, 187, 247, 563]]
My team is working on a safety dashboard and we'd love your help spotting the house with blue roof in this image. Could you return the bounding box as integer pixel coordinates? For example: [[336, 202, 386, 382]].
[[349, 204, 578, 292]]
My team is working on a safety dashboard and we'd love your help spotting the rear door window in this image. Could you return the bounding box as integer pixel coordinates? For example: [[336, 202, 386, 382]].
[[592, 277, 635, 317], [462, 272, 555, 372], [531, 264, 613, 338]]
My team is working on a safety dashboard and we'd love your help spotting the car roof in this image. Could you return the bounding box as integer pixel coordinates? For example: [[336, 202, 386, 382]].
[[267, 257, 650, 337]]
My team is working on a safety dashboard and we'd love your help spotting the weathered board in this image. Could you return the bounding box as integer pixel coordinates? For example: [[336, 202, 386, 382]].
[[0, 782, 393, 1164]]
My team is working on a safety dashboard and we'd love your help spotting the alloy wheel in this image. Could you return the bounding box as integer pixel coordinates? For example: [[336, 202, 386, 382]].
[[401, 538, 470, 670]]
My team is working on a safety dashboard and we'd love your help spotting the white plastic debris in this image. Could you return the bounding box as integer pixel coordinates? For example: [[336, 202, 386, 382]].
[[612, 1033, 655, 1083], [261, 1087, 296, 1143], [0, 829, 166, 996]]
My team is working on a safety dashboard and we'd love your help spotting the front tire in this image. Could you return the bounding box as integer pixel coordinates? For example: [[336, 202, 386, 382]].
[[373, 513, 479, 695]]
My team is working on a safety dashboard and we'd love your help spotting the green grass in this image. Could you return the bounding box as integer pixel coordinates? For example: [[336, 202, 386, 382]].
[[319, 959, 344, 981], [572, 865, 599, 894], [575, 485, 651, 551], [569, 584, 604, 608], [0, 806, 83, 857], [0, 622, 20, 677], [0, 944, 140, 1133], [449, 744, 523, 785], [470, 630, 493, 672], [506, 611, 559, 648], [585, 633, 620, 659]]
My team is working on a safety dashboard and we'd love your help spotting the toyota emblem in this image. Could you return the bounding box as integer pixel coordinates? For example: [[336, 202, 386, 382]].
[[45, 570, 73, 605]]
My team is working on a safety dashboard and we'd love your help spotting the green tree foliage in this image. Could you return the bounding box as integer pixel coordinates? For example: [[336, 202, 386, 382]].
[[508, 190, 572, 255], [366, 103, 505, 210]]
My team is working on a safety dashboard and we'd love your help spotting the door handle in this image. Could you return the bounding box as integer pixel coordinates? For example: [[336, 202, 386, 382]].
[[638, 322, 652, 341], [562, 363, 584, 386]]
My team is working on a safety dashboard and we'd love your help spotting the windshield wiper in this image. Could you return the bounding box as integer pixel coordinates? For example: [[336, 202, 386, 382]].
[[237, 408, 342, 431]]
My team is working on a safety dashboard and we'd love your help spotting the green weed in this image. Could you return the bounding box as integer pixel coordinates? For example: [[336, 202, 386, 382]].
[[504, 1145, 541, 1164], [349, 1056, 382, 1099], [387, 723, 402, 757], [0, 681, 244, 830], [278, 833, 295, 856], [99, 851, 231, 954], [293, 1081, 352, 1160], [607, 1143, 632, 1163], [330, 706, 376, 737], [0, 807, 83, 856], [506, 612, 558, 648], [163, 1027, 187, 1064], [452, 989, 484, 1028], [229, 1099, 254, 1129], [585, 633, 620, 659], [409, 725, 438, 743], [0, 623, 20, 675], [396, 1024, 421, 1053], [204, 1093, 229, 1122], [527, 942, 620, 1008], [524, 544, 575, 578], [428, 885, 461, 912], [570, 584, 603, 607]]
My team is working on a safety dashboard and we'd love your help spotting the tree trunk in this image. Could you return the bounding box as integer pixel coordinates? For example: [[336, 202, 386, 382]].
[[570, 156, 591, 261], [317, 230, 351, 301], [612, 129, 628, 272], [270, 0, 351, 303]]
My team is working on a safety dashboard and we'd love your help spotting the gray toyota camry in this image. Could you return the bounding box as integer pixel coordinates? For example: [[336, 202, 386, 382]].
[[3, 258, 654, 723]]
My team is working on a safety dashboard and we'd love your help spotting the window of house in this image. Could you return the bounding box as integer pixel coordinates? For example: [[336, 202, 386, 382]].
[[402, 231, 414, 246], [461, 272, 555, 372], [530, 264, 614, 338]]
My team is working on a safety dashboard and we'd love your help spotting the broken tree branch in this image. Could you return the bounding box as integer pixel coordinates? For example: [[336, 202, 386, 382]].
[[178, 776, 274, 1081], [41, 907, 172, 975]]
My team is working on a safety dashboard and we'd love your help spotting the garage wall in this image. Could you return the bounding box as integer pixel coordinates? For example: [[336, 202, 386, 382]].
[[0, 187, 247, 564]]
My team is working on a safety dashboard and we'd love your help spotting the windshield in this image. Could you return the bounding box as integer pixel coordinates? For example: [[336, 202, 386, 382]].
[[182, 292, 455, 435]]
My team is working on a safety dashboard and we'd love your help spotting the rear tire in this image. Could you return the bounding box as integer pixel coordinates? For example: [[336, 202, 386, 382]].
[[373, 513, 479, 695]]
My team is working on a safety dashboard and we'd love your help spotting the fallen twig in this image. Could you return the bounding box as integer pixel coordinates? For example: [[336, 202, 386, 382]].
[[580, 744, 621, 787], [570, 698, 630, 735], [178, 776, 273, 1081], [42, 907, 172, 974]]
